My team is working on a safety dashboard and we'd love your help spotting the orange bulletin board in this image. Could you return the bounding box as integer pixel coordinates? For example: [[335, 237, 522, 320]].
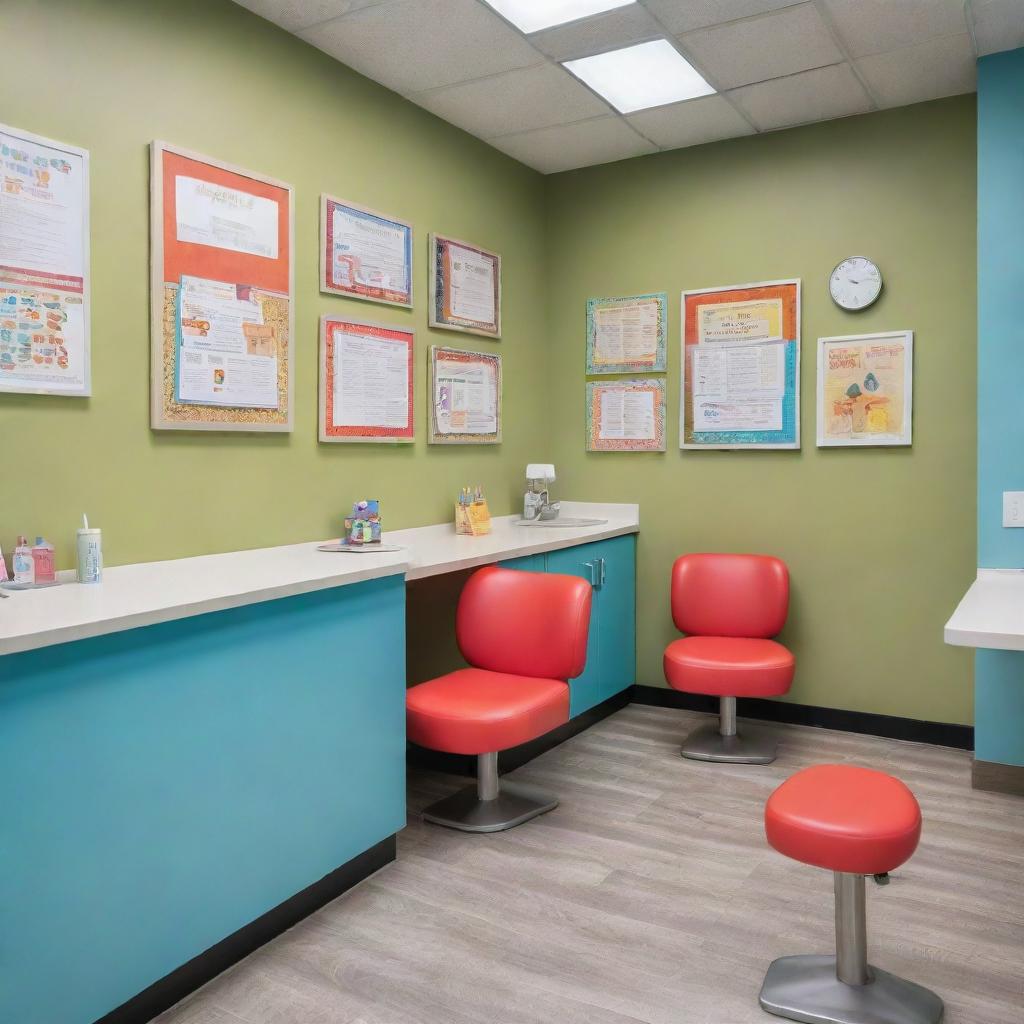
[[150, 141, 294, 431], [428, 233, 501, 339]]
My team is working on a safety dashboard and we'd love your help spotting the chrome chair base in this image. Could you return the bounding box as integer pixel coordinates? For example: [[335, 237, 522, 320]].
[[681, 720, 778, 764], [422, 780, 558, 833], [759, 954, 944, 1024]]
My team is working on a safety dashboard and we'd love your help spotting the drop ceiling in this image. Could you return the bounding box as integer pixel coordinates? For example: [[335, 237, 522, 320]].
[[233, 0, 1024, 173]]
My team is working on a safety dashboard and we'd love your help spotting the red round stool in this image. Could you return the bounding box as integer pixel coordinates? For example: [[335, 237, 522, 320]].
[[664, 553, 794, 764], [760, 765, 943, 1024], [407, 566, 592, 833]]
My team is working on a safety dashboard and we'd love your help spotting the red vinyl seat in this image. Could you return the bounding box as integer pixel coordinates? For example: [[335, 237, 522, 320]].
[[664, 553, 794, 763], [765, 764, 922, 875], [406, 668, 569, 756], [664, 636, 794, 697], [406, 565, 592, 832], [758, 765, 940, 1024]]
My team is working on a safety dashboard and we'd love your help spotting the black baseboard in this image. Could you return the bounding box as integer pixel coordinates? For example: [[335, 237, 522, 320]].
[[407, 687, 633, 777], [94, 834, 397, 1024], [631, 685, 974, 751]]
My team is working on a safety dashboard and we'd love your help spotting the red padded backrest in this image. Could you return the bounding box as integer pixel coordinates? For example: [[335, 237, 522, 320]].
[[671, 553, 789, 638], [456, 566, 593, 680]]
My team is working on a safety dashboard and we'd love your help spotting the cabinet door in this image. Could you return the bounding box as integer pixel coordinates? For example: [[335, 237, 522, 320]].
[[499, 554, 545, 572], [544, 545, 601, 717], [593, 534, 636, 704]]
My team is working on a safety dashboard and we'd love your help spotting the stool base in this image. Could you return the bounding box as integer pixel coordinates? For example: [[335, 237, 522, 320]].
[[681, 720, 778, 764], [759, 954, 944, 1024], [422, 781, 558, 833]]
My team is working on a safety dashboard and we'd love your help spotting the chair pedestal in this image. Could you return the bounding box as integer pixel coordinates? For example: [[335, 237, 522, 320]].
[[759, 873, 943, 1024], [421, 752, 558, 833], [681, 697, 778, 764]]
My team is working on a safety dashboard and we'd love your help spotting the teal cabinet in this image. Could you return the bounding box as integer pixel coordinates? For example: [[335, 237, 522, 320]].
[[498, 553, 545, 572], [541, 535, 637, 717]]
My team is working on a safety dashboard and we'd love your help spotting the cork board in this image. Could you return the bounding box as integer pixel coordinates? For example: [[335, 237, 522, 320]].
[[150, 141, 294, 432]]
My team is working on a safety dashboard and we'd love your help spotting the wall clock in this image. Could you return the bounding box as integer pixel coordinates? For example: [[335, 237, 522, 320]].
[[829, 257, 882, 311]]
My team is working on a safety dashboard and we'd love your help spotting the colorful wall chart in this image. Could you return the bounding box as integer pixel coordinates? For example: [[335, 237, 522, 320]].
[[150, 141, 294, 431], [586, 293, 667, 374], [817, 331, 913, 447], [428, 234, 501, 339], [428, 346, 501, 444], [680, 279, 800, 449], [320, 196, 413, 308], [0, 123, 90, 396], [586, 378, 666, 452], [319, 316, 414, 443]]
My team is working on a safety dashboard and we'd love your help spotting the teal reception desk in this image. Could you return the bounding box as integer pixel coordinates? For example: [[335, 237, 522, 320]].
[[0, 503, 637, 1024]]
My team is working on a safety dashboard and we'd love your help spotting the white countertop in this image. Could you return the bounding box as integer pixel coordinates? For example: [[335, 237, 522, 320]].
[[0, 501, 638, 656], [944, 569, 1024, 650]]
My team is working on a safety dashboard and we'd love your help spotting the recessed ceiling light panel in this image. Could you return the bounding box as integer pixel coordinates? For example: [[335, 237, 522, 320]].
[[563, 39, 716, 114], [482, 0, 636, 35]]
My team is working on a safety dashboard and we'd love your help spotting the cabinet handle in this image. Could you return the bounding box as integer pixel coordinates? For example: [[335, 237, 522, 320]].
[[582, 561, 597, 588], [598, 557, 607, 588]]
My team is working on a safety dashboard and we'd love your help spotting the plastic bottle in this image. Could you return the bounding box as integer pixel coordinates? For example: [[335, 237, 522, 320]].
[[31, 537, 55, 584], [13, 536, 35, 585]]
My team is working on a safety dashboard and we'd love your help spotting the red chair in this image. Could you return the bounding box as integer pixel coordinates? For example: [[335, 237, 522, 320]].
[[407, 566, 592, 832], [663, 553, 794, 764], [760, 765, 942, 1024]]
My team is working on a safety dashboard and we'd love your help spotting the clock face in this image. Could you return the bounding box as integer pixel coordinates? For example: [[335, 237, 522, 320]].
[[830, 257, 882, 310]]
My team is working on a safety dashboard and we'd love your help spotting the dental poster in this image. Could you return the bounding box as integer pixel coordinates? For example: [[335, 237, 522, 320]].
[[681, 279, 800, 449], [586, 293, 667, 373], [586, 378, 666, 452], [817, 331, 913, 447], [151, 141, 293, 431], [429, 346, 501, 444], [0, 124, 90, 396]]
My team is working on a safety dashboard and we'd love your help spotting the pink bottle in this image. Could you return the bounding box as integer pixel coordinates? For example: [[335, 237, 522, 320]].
[[31, 537, 55, 584]]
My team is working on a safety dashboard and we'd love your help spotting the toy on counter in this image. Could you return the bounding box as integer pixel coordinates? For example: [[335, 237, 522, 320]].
[[343, 499, 382, 546]]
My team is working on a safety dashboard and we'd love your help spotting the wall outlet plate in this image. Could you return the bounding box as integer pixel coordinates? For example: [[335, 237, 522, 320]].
[[1002, 491, 1024, 527]]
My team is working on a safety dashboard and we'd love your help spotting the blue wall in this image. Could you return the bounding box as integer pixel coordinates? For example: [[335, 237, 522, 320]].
[[976, 48, 1024, 765], [0, 575, 407, 1024]]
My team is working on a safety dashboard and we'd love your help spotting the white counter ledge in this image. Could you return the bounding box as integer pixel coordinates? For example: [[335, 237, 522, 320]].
[[944, 569, 1024, 651], [1, 501, 638, 657]]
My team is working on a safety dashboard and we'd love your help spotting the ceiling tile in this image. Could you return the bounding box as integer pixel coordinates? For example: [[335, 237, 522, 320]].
[[970, 0, 1024, 56], [299, 0, 541, 95], [641, 0, 804, 35], [679, 3, 845, 90], [729, 63, 873, 131], [489, 117, 657, 173], [822, 0, 968, 59], [857, 33, 976, 109], [232, 0, 382, 33], [627, 94, 754, 149], [411, 65, 610, 138], [530, 4, 661, 61]]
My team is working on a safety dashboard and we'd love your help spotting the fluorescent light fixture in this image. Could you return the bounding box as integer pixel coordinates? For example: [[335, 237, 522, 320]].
[[482, 0, 636, 35], [563, 39, 715, 114]]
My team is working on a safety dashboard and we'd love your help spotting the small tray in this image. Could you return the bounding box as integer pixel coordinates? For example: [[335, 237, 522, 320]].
[[317, 542, 404, 554], [0, 580, 62, 591]]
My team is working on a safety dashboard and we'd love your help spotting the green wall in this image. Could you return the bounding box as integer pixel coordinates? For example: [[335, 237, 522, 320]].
[[1, 0, 547, 568], [544, 98, 977, 724], [2, 2, 978, 725]]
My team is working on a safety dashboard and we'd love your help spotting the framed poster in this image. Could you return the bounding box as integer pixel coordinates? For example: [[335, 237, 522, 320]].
[[0, 123, 90, 396], [586, 293, 667, 374], [817, 330, 913, 447], [320, 195, 413, 308], [428, 346, 501, 444], [428, 233, 501, 339], [319, 316, 414, 443], [680, 279, 800, 450], [150, 141, 294, 431], [586, 378, 666, 452]]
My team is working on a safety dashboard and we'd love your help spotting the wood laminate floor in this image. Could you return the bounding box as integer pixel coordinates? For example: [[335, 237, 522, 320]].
[[158, 706, 1024, 1024]]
